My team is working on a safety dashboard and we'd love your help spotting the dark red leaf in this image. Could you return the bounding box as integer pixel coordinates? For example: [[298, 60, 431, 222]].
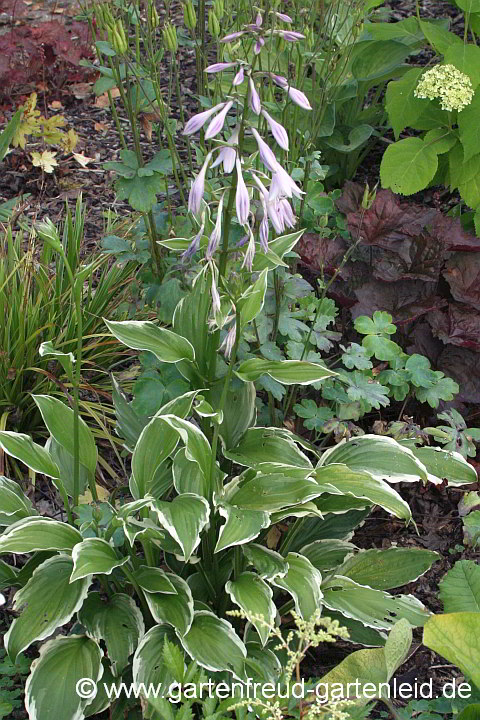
[[438, 346, 480, 403], [427, 304, 480, 352], [443, 253, 480, 310]]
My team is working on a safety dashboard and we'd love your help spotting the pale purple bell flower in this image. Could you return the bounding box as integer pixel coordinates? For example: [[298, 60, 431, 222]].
[[233, 66, 245, 85], [287, 85, 312, 110], [241, 229, 256, 271], [250, 127, 277, 172], [249, 78, 261, 115], [206, 192, 225, 259], [275, 12, 292, 22], [205, 62, 237, 73], [261, 109, 289, 151], [271, 74, 289, 88], [259, 201, 269, 252], [269, 163, 304, 202], [188, 151, 212, 214], [182, 218, 205, 262], [279, 31, 305, 42], [210, 269, 221, 314], [183, 102, 226, 136], [254, 37, 265, 54], [220, 322, 236, 358], [205, 100, 234, 140], [255, 12, 263, 26], [220, 31, 245, 42], [235, 157, 250, 226], [279, 197, 296, 228], [210, 125, 239, 174]]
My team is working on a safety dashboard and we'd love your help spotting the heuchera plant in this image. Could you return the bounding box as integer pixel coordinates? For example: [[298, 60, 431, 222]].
[[0, 11, 478, 720]]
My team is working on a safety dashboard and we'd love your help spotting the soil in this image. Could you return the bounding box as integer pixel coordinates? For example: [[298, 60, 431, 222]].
[[0, 1, 479, 719]]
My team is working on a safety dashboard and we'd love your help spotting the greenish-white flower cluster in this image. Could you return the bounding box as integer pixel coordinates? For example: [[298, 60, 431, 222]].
[[414, 63, 474, 112]]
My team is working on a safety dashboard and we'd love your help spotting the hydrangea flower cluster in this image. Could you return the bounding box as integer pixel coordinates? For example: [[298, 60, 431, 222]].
[[414, 64, 474, 112]]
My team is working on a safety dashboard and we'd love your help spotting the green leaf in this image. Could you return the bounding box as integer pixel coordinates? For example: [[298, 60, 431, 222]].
[[325, 125, 374, 153], [252, 230, 305, 271], [341, 343, 373, 371], [315, 465, 412, 521], [160, 416, 212, 496], [152, 494, 210, 561], [215, 504, 270, 552], [111, 374, 148, 452], [0, 109, 22, 162], [70, 538, 129, 581], [131, 416, 178, 499], [33, 395, 97, 479], [384, 619, 413, 681], [335, 548, 439, 590], [39, 341, 75, 382], [47, 437, 89, 498], [464, 510, 480, 547], [415, 374, 459, 407], [243, 544, 288, 579], [78, 592, 144, 676], [318, 645, 388, 704], [226, 572, 276, 645], [25, 635, 103, 720], [237, 268, 269, 327], [272, 553, 323, 619], [5, 555, 91, 663], [423, 128, 458, 154], [0, 431, 59, 479], [133, 566, 177, 594], [345, 372, 390, 409], [322, 576, 430, 630], [228, 473, 323, 512], [105, 319, 195, 364], [351, 40, 411, 82], [445, 43, 480, 90], [144, 574, 194, 635], [419, 19, 463, 55], [0, 518, 82, 554], [319, 434, 428, 483], [179, 611, 246, 678], [423, 613, 480, 689], [0, 476, 37, 526], [385, 67, 426, 139], [362, 335, 403, 362], [299, 539, 357, 572], [132, 626, 181, 712], [172, 268, 214, 376], [408, 446, 477, 486], [456, 706, 480, 720], [456, 0, 480, 11], [235, 358, 336, 384], [404, 354, 437, 387], [206, 379, 256, 451], [439, 560, 480, 613], [380, 137, 439, 195], [223, 427, 311, 469]]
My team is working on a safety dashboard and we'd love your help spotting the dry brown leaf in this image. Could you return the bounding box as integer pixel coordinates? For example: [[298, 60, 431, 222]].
[[70, 82, 93, 99], [94, 88, 120, 108], [94, 121, 108, 132], [266, 526, 282, 549], [49, 100, 64, 110]]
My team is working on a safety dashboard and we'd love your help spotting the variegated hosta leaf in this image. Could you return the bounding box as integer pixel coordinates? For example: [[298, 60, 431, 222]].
[[0, 432, 60, 478], [0, 517, 82, 554], [334, 547, 439, 590], [227, 473, 324, 512], [206, 379, 256, 451], [78, 592, 145, 676], [104, 319, 195, 363], [314, 464, 411, 521], [144, 574, 194, 636], [179, 611, 247, 679], [131, 416, 179, 499], [215, 504, 270, 552], [152, 493, 210, 561], [46, 437, 89, 497], [235, 358, 336, 385], [272, 553, 323, 619], [71, 538, 129, 581], [384, 618, 412, 681], [270, 502, 323, 523], [408, 445, 478, 486], [25, 635, 103, 720], [5, 555, 91, 663], [133, 625, 182, 713], [300, 539, 357, 573], [322, 576, 430, 630], [0, 476, 37, 526], [223, 427, 312, 469], [226, 572, 276, 646], [318, 435, 428, 484], [160, 415, 213, 496], [134, 566, 177, 594], [244, 641, 283, 684], [243, 544, 289, 580]]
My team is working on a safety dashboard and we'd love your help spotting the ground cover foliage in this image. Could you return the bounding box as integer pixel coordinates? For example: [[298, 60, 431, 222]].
[[1, 0, 480, 719]]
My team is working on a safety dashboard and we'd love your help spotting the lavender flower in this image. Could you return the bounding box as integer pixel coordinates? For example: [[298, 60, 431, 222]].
[[220, 31, 245, 42], [259, 202, 269, 252], [205, 100, 234, 140], [254, 37, 265, 54], [279, 31, 305, 42], [182, 217, 205, 262], [249, 78, 261, 115], [205, 62, 237, 73], [261, 109, 289, 151], [210, 266, 221, 314], [188, 151, 212, 214], [241, 228, 256, 271], [271, 74, 289, 88], [206, 192, 225, 259], [183, 102, 226, 136], [287, 86, 312, 110], [251, 127, 277, 172], [220, 322, 236, 358], [235, 157, 250, 225], [275, 12, 292, 23], [233, 66, 245, 86], [255, 12, 263, 27], [210, 125, 239, 174], [269, 163, 304, 202]]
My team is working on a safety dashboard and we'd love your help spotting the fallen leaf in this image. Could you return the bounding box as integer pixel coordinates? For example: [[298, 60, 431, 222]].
[[30, 150, 58, 173], [266, 525, 282, 549], [73, 152, 93, 167], [95, 88, 120, 107], [70, 82, 93, 99], [78, 484, 110, 503], [94, 121, 108, 132], [49, 100, 64, 110]]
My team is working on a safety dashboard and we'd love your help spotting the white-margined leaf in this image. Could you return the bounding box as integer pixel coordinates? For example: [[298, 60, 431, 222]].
[[315, 464, 412, 521], [0, 517, 82, 554], [215, 504, 270, 552], [272, 553, 323, 619], [335, 547, 439, 590], [25, 635, 103, 720], [408, 445, 477, 486], [179, 611, 246, 679], [226, 572, 275, 646], [46, 436, 89, 498], [160, 415, 212, 496], [318, 435, 428, 484], [237, 268, 269, 327], [39, 341, 75, 381], [206, 379, 256, 451], [227, 473, 323, 512], [71, 538, 128, 581], [0, 431, 60, 479], [299, 539, 357, 572], [104, 319, 195, 363], [322, 576, 430, 630], [134, 566, 177, 594], [152, 494, 210, 561], [223, 427, 312, 469], [252, 230, 305, 271], [131, 417, 179, 499], [144, 574, 194, 635], [133, 625, 182, 712], [78, 592, 145, 676], [235, 358, 336, 385], [0, 476, 37, 526], [5, 555, 91, 663], [33, 395, 97, 478], [243, 544, 289, 580]]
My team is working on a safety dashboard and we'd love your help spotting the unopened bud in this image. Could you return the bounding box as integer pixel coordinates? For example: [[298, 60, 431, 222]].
[[305, 26, 314, 49], [361, 182, 377, 210], [163, 22, 178, 53], [214, 0, 224, 20], [148, 2, 160, 29], [183, 0, 197, 30], [92, 506, 103, 523], [208, 9, 220, 37], [109, 20, 128, 54]]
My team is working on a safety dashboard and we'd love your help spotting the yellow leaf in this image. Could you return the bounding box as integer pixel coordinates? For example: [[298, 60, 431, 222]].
[[72, 152, 93, 167], [61, 128, 79, 153], [78, 484, 110, 503], [12, 92, 41, 149], [30, 150, 58, 173]]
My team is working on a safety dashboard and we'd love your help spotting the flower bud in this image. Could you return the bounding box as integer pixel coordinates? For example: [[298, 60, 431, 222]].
[[183, 0, 197, 30], [109, 20, 128, 54], [214, 0, 224, 20], [148, 2, 160, 29], [163, 23, 178, 53], [208, 9, 220, 37]]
